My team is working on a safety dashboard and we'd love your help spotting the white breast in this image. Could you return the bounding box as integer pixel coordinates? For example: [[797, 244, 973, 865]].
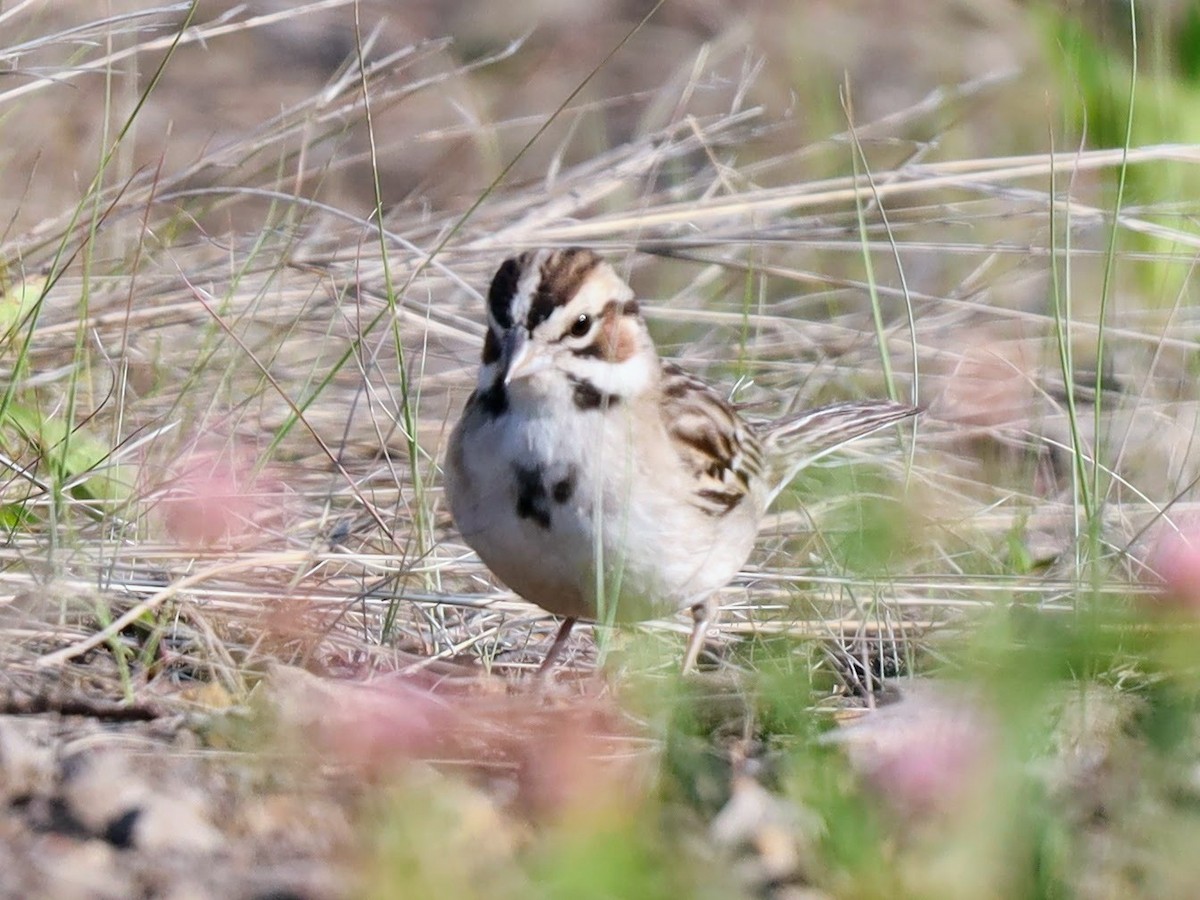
[[447, 376, 760, 623]]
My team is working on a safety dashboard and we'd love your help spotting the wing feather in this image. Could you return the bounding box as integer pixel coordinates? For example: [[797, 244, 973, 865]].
[[660, 363, 763, 517]]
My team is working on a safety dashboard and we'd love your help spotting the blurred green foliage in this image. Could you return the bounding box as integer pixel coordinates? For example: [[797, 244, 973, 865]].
[[1040, 1, 1200, 302]]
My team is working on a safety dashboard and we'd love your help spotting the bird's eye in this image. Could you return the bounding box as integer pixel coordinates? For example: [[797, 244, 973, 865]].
[[569, 314, 591, 338]]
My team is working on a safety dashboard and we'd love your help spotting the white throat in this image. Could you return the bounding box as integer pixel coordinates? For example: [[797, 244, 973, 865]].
[[564, 351, 658, 400]]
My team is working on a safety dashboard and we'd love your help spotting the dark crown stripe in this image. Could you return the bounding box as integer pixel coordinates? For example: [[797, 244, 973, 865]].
[[526, 248, 603, 331], [487, 257, 522, 329]]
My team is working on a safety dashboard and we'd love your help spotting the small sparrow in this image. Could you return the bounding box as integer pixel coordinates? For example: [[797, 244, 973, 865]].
[[445, 248, 917, 671]]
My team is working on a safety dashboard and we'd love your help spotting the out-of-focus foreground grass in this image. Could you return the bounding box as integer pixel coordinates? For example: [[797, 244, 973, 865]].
[[4, 2, 1200, 897]]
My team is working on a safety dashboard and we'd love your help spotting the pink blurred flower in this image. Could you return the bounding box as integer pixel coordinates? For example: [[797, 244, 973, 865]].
[[929, 330, 1035, 429], [862, 720, 990, 819], [159, 448, 266, 546], [1145, 518, 1200, 613], [834, 680, 997, 821]]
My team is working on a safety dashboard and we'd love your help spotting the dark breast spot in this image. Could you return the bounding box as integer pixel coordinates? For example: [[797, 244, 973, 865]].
[[552, 467, 576, 504], [514, 465, 552, 529]]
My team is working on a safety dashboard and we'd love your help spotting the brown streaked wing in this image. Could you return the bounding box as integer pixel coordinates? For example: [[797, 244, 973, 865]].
[[661, 363, 764, 517]]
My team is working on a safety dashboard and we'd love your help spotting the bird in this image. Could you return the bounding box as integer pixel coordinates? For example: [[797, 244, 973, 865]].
[[444, 248, 917, 673]]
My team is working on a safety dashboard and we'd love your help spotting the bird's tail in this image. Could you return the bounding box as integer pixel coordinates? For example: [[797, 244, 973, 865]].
[[759, 399, 918, 504]]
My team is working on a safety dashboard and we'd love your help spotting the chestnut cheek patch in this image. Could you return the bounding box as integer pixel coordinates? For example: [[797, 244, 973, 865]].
[[597, 311, 638, 362]]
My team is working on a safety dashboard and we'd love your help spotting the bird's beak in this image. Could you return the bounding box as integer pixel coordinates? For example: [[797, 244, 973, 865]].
[[503, 330, 552, 384]]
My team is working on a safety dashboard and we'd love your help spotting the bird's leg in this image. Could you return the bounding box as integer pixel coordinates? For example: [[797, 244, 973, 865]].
[[682, 594, 720, 674], [536, 616, 578, 677]]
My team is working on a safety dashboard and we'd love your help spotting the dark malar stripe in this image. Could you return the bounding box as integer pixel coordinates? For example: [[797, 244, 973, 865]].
[[567, 375, 620, 411], [472, 379, 508, 418]]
